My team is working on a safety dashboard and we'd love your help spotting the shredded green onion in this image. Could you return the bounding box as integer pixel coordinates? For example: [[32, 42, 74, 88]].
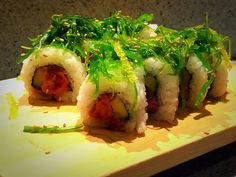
[[6, 92, 19, 120]]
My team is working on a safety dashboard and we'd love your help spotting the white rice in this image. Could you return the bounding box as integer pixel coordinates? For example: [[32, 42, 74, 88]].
[[144, 57, 180, 123], [139, 24, 157, 38], [208, 60, 228, 98], [21, 46, 86, 102], [128, 68, 148, 134]]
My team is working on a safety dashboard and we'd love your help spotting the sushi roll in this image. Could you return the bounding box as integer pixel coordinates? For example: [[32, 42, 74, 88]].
[[144, 57, 180, 123], [185, 54, 209, 107], [185, 54, 230, 107], [77, 62, 147, 133], [133, 25, 181, 123], [77, 42, 148, 133], [21, 46, 86, 102], [18, 14, 107, 102], [17, 12, 232, 133], [179, 23, 232, 108]]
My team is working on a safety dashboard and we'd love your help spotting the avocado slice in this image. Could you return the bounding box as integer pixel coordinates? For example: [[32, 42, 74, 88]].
[[111, 96, 128, 119]]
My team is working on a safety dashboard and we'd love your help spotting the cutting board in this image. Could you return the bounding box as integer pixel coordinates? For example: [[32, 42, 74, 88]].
[[0, 63, 236, 177]]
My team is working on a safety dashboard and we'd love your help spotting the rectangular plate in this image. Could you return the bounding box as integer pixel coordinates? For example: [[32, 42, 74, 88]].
[[0, 63, 236, 177]]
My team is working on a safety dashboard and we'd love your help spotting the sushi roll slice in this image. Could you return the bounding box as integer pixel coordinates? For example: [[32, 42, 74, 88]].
[[144, 57, 180, 123], [21, 46, 86, 102], [179, 22, 232, 108], [77, 62, 147, 133], [185, 54, 230, 107], [185, 54, 209, 108], [77, 42, 148, 133], [18, 15, 101, 102], [134, 25, 181, 123]]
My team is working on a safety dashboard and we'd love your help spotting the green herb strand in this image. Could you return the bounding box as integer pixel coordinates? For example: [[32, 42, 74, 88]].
[[23, 124, 83, 133], [194, 74, 215, 106]]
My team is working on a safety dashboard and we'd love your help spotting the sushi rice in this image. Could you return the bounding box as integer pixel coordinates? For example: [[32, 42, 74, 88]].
[[144, 57, 180, 123]]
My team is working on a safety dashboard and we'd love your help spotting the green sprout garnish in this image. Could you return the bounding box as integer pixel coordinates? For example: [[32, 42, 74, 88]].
[[23, 124, 83, 133]]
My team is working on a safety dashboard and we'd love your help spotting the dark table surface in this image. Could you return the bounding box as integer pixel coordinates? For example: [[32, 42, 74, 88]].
[[153, 141, 236, 177]]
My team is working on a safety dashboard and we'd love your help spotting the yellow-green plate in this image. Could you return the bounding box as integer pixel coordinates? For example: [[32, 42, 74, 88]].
[[0, 64, 236, 177]]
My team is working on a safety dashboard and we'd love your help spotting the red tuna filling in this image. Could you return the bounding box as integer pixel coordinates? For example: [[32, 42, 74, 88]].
[[32, 65, 70, 99], [89, 93, 126, 131]]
